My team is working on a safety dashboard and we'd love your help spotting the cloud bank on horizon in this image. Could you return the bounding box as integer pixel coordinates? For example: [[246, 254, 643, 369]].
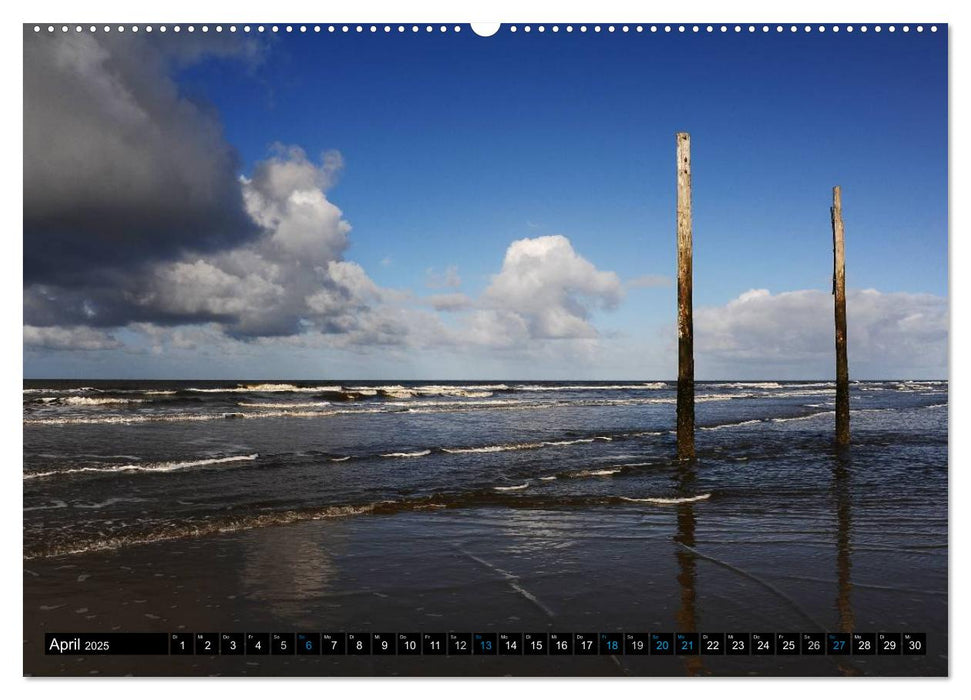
[[22, 31, 947, 379]]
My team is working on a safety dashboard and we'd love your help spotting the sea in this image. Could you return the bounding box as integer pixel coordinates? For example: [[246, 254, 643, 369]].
[[23, 379, 947, 562], [22, 378, 949, 675]]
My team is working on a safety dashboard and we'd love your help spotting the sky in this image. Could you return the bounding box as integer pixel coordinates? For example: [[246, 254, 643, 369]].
[[22, 24, 948, 379]]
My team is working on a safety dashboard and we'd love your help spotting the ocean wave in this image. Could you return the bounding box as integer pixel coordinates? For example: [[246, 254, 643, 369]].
[[186, 383, 344, 393], [620, 493, 711, 504], [22, 387, 97, 395], [708, 382, 784, 389], [72, 497, 150, 509], [24, 488, 724, 559], [24, 501, 390, 560], [21, 394, 740, 428], [23, 454, 259, 480], [515, 383, 667, 392], [442, 442, 544, 454], [700, 419, 764, 431], [493, 482, 530, 491], [238, 401, 332, 409], [567, 468, 622, 478], [769, 410, 834, 423], [543, 438, 596, 447], [62, 396, 145, 406], [23, 500, 68, 512], [380, 449, 431, 458]]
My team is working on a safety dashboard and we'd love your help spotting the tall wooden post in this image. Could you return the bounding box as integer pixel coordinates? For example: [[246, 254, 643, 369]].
[[676, 132, 695, 459], [831, 186, 850, 446]]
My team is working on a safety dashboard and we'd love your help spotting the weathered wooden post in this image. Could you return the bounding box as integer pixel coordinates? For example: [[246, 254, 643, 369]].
[[676, 132, 695, 459], [831, 186, 850, 446]]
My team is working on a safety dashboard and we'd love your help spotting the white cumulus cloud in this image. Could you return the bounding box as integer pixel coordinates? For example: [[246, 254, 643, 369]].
[[479, 235, 623, 340], [696, 288, 947, 378]]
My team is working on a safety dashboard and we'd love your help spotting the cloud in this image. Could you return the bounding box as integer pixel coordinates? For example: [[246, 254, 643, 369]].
[[425, 265, 462, 289], [627, 274, 672, 289], [141, 147, 377, 338], [425, 293, 473, 312], [695, 288, 947, 377], [23, 29, 263, 287], [25, 138, 382, 340], [479, 235, 623, 340], [23, 32, 632, 365], [24, 325, 121, 351]]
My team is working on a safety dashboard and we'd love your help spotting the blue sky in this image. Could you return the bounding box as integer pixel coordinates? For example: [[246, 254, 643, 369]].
[[23, 25, 948, 379]]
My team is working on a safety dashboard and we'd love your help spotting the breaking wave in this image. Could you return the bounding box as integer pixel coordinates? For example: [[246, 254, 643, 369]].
[[620, 493, 711, 504], [24, 454, 259, 480], [494, 482, 531, 491]]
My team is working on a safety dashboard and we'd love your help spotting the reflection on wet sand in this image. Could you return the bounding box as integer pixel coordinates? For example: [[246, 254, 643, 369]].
[[832, 448, 862, 676], [833, 451, 854, 633], [238, 524, 339, 622], [674, 461, 707, 676]]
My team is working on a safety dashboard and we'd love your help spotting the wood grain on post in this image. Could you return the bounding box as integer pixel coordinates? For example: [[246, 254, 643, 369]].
[[676, 133, 695, 459], [831, 186, 850, 446]]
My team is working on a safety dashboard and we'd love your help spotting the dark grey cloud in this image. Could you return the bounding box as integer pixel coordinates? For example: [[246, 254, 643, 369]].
[[23, 28, 262, 287]]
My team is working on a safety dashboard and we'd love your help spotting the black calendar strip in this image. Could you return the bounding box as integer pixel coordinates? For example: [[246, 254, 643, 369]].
[[45, 632, 926, 656]]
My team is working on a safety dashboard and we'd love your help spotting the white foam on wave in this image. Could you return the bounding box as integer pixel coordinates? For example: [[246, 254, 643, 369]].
[[494, 482, 530, 491], [569, 468, 622, 478], [24, 408, 352, 426], [387, 398, 525, 409], [62, 396, 145, 406], [187, 384, 344, 393], [24, 500, 393, 560], [24, 500, 68, 512], [700, 419, 763, 431], [543, 438, 596, 447], [443, 442, 544, 453], [23, 454, 259, 480], [72, 497, 149, 509], [329, 456, 351, 462], [376, 385, 498, 399], [768, 389, 839, 398], [621, 493, 711, 504], [515, 383, 667, 392], [23, 387, 97, 395], [380, 449, 431, 458], [770, 410, 834, 423], [238, 401, 332, 409], [416, 385, 501, 397], [708, 382, 784, 389], [539, 476, 557, 481]]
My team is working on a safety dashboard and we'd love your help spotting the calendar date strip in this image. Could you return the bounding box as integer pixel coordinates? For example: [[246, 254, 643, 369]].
[[45, 631, 927, 656]]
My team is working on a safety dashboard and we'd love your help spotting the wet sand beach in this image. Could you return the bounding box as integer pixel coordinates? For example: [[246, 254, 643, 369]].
[[24, 505, 946, 676]]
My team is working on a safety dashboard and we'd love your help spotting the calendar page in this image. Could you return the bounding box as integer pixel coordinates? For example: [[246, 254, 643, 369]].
[[22, 17, 948, 678]]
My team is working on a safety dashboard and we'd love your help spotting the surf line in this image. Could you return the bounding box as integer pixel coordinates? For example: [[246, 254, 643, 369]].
[[452, 544, 556, 618]]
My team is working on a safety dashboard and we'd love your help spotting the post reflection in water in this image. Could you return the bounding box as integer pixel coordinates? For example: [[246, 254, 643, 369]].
[[673, 460, 706, 676], [238, 524, 339, 623], [833, 450, 854, 633]]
